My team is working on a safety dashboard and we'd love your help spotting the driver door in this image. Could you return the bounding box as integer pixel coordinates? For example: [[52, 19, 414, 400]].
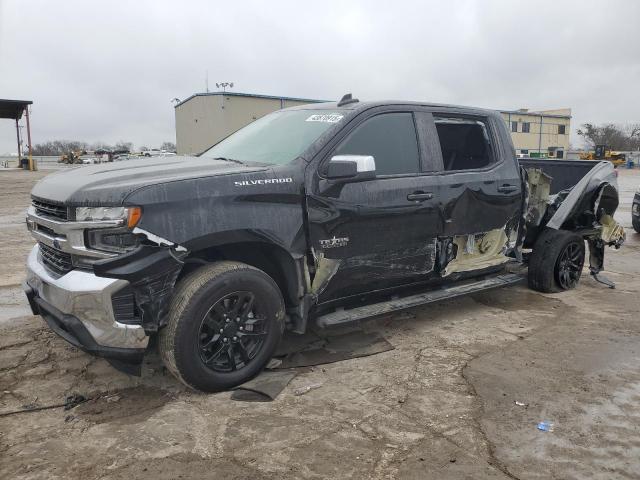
[[306, 108, 442, 304]]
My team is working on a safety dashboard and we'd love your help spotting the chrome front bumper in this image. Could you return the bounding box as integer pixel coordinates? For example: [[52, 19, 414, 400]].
[[25, 245, 149, 351]]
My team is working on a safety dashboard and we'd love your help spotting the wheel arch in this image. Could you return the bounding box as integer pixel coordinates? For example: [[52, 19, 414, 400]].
[[181, 238, 305, 310]]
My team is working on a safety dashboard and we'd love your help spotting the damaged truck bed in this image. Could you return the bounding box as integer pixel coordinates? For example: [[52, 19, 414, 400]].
[[23, 95, 625, 391]]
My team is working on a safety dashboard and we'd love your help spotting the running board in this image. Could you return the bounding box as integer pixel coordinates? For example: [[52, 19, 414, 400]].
[[316, 273, 525, 328]]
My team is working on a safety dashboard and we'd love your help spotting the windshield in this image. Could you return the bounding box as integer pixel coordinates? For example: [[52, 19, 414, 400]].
[[200, 109, 345, 165]]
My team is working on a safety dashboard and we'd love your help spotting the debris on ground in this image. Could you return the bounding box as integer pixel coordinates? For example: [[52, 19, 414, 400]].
[[64, 393, 87, 410], [231, 370, 298, 402], [0, 393, 88, 417], [277, 331, 394, 369], [293, 383, 322, 396], [265, 358, 283, 369], [514, 401, 528, 407], [21, 396, 38, 410], [537, 421, 555, 432]]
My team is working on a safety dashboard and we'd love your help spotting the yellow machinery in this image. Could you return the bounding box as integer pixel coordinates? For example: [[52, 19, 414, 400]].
[[579, 145, 626, 166], [58, 150, 86, 164]]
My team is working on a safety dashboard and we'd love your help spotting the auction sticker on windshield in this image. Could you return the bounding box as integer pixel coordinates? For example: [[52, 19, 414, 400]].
[[306, 114, 343, 123]]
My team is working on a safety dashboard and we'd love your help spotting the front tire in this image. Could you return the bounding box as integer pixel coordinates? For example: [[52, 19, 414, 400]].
[[159, 261, 285, 392], [528, 228, 585, 293], [633, 215, 640, 233]]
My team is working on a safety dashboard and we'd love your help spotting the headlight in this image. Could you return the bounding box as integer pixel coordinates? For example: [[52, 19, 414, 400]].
[[78, 206, 143, 254], [86, 228, 141, 254], [76, 206, 126, 221], [76, 206, 142, 228]]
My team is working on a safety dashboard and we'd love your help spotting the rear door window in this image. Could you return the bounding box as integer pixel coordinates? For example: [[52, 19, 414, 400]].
[[434, 117, 495, 171], [334, 113, 420, 176]]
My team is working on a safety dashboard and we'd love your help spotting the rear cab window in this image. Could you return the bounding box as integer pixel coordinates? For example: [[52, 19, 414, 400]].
[[434, 117, 495, 172]]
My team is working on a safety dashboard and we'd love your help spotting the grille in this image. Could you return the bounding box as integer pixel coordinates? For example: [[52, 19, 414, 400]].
[[111, 286, 141, 325], [32, 198, 68, 221], [36, 224, 57, 237], [39, 242, 73, 275]]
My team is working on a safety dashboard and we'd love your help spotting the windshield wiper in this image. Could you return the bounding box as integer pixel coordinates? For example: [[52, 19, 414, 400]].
[[213, 157, 244, 165]]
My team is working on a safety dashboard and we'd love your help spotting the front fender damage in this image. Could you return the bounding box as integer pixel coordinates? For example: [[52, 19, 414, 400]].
[[93, 230, 188, 335]]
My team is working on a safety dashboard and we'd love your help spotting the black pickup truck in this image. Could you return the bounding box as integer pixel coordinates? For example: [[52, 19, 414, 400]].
[[24, 95, 625, 391]]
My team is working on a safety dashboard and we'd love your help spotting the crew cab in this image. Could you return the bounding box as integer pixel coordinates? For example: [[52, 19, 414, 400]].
[[23, 95, 625, 391]]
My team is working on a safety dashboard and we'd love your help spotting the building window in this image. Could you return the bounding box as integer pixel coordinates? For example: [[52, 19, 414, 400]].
[[558, 125, 566, 134], [522, 122, 531, 133], [556, 150, 564, 159], [511, 121, 518, 133], [520, 149, 529, 155]]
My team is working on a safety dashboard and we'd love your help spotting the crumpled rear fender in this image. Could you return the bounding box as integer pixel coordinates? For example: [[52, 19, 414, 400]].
[[540, 161, 624, 281], [546, 161, 619, 231]]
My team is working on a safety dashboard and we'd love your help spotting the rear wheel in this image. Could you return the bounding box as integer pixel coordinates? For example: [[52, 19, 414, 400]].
[[528, 228, 585, 293], [159, 261, 285, 392]]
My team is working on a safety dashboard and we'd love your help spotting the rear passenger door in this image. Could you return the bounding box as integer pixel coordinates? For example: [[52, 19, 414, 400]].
[[306, 107, 442, 304], [427, 111, 523, 276]]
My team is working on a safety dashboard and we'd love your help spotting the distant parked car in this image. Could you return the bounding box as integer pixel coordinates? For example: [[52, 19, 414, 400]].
[[142, 149, 176, 157], [80, 156, 101, 165]]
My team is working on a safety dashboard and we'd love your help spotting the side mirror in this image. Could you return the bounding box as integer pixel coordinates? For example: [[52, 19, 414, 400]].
[[326, 155, 376, 181]]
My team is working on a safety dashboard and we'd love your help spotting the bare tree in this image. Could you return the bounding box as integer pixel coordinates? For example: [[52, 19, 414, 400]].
[[31, 139, 140, 155], [160, 142, 176, 152], [114, 141, 133, 153], [90, 142, 113, 152], [32, 140, 88, 156], [577, 123, 640, 150]]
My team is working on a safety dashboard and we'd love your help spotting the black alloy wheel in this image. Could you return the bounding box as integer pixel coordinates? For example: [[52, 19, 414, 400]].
[[159, 261, 285, 392], [555, 240, 585, 290], [197, 291, 269, 372], [528, 228, 586, 293]]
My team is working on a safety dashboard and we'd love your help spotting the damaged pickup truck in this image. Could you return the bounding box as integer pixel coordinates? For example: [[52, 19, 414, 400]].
[[23, 95, 625, 391]]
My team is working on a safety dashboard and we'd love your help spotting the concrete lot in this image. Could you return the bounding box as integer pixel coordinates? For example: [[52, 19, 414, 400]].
[[1, 167, 639, 479]]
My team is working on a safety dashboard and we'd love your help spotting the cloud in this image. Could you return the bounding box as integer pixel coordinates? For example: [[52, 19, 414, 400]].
[[1, 0, 639, 153]]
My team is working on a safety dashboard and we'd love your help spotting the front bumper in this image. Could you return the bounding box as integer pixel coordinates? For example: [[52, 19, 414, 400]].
[[24, 245, 148, 374]]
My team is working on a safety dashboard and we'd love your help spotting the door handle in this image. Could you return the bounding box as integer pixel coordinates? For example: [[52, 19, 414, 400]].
[[497, 184, 518, 193], [407, 192, 433, 201]]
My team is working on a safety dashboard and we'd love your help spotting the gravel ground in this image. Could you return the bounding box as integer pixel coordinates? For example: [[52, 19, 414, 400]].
[[1, 167, 639, 479]]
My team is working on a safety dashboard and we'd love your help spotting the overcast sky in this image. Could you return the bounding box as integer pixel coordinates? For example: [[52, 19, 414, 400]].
[[1, 0, 639, 154]]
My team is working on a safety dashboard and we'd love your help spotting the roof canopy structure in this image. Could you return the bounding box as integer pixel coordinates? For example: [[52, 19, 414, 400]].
[[1, 98, 34, 169], [0, 99, 32, 120]]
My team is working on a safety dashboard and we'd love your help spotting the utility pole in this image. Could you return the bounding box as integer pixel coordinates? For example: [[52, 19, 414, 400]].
[[15, 119, 22, 164], [25, 105, 34, 171]]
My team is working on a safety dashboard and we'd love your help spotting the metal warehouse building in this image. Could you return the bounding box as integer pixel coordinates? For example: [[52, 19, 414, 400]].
[[174, 91, 571, 159], [174, 92, 323, 155]]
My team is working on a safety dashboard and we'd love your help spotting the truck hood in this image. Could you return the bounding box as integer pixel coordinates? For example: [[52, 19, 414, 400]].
[[31, 156, 267, 205]]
